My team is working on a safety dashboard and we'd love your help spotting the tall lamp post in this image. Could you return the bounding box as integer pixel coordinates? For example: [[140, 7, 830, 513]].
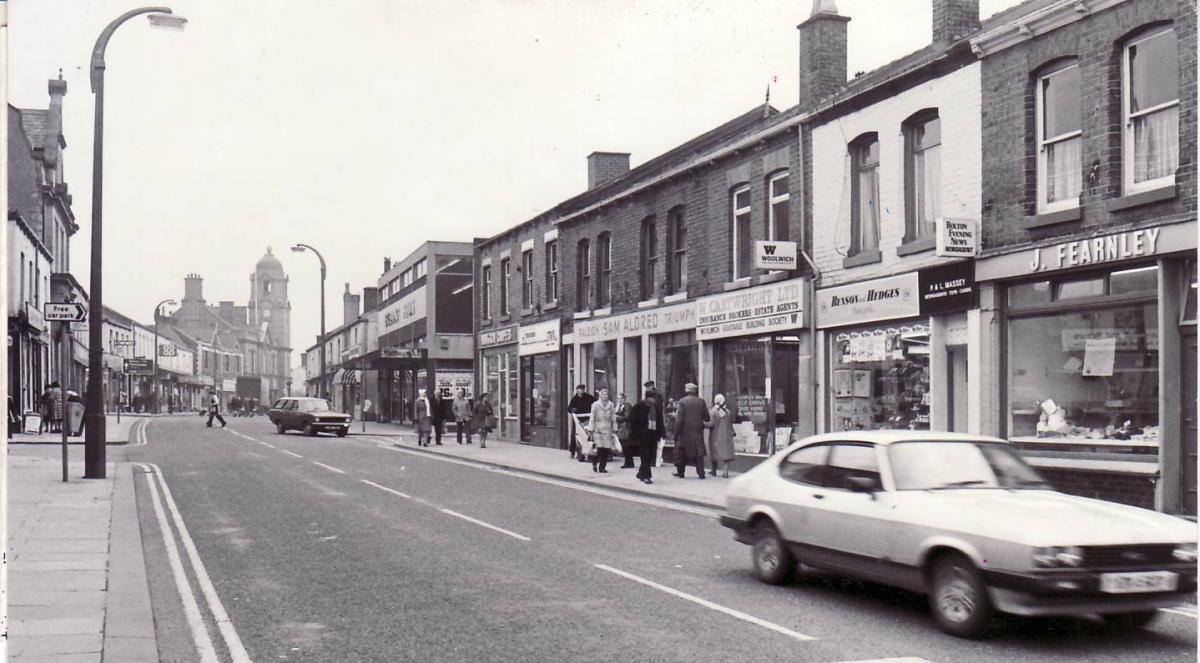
[[152, 298, 176, 414], [291, 244, 327, 399], [84, 7, 187, 479]]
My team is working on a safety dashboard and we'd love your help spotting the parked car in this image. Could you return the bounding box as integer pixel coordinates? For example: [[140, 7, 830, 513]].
[[268, 397, 351, 437], [719, 431, 1197, 638]]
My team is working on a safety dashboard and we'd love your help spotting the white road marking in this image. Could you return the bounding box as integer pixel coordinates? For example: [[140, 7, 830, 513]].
[[259, 441, 276, 449], [145, 463, 253, 662], [134, 419, 149, 446], [280, 449, 303, 459], [594, 563, 815, 641], [136, 465, 219, 663], [360, 479, 411, 499], [438, 508, 531, 542], [312, 461, 346, 475], [830, 659, 933, 663], [1161, 605, 1198, 618]]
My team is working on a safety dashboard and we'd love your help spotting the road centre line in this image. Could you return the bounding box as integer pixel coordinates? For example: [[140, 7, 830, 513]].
[[830, 659, 933, 663], [360, 479, 411, 499], [146, 463, 253, 663], [312, 461, 346, 474], [594, 563, 815, 641], [438, 508, 531, 542], [280, 449, 303, 459], [136, 465, 219, 663]]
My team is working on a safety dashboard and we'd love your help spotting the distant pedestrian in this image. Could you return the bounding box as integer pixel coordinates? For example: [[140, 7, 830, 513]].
[[39, 384, 54, 433], [708, 394, 737, 478], [452, 389, 472, 444], [615, 392, 635, 468], [206, 390, 226, 428], [472, 393, 494, 448], [586, 388, 618, 473], [414, 388, 433, 446], [430, 389, 446, 445], [566, 384, 596, 460], [629, 388, 664, 484], [8, 394, 21, 438], [672, 383, 709, 479]]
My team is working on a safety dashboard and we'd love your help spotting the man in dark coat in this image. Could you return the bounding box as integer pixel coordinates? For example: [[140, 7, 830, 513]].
[[672, 383, 710, 479], [566, 384, 596, 459], [430, 389, 446, 445], [628, 389, 665, 484]]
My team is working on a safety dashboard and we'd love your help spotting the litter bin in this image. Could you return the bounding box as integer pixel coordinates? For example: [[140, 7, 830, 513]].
[[67, 401, 85, 437]]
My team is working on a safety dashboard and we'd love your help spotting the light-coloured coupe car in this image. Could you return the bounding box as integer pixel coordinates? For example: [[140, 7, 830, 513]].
[[720, 431, 1197, 638]]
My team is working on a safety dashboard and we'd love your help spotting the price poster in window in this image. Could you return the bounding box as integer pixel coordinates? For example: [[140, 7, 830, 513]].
[[1081, 337, 1116, 377]]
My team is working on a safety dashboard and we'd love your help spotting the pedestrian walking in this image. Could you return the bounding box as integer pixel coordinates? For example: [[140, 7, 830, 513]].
[[708, 394, 737, 478], [430, 389, 447, 445], [39, 383, 54, 433], [472, 393, 494, 448], [206, 390, 226, 428], [628, 388, 665, 484], [672, 383, 710, 479], [566, 384, 596, 460], [452, 389, 472, 444], [615, 392, 635, 468], [8, 394, 21, 438], [585, 388, 619, 473], [414, 388, 433, 446]]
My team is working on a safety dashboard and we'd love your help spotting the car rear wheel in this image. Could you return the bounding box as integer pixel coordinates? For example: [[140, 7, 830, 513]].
[[929, 553, 993, 638], [304, 423, 317, 437], [1101, 610, 1160, 630], [275, 421, 286, 435], [752, 521, 795, 585]]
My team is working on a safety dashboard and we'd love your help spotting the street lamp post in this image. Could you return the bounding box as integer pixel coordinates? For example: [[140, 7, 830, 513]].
[[84, 6, 186, 479], [152, 298, 176, 414], [291, 244, 327, 400]]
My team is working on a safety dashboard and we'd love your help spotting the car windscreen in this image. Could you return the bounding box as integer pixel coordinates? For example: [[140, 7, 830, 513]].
[[296, 399, 333, 413], [887, 441, 1050, 491]]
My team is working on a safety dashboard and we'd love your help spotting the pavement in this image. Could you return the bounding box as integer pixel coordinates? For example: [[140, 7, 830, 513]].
[[10, 413, 146, 445]]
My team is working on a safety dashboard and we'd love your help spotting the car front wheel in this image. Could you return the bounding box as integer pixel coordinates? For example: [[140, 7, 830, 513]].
[[275, 421, 286, 435], [336, 429, 348, 438], [752, 521, 795, 585], [304, 423, 317, 437], [929, 553, 993, 638]]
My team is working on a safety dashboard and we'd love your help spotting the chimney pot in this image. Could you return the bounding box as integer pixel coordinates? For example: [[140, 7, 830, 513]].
[[932, 0, 980, 46]]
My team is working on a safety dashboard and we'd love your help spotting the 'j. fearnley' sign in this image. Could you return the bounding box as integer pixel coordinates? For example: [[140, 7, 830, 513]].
[[1028, 227, 1160, 272]]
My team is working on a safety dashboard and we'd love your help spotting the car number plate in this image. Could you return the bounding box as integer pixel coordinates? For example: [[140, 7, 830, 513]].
[[1099, 571, 1178, 594]]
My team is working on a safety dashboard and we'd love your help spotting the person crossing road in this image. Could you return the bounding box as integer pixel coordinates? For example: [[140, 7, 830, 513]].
[[206, 390, 227, 428]]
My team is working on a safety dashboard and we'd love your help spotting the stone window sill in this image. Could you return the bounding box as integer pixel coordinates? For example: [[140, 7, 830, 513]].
[[663, 292, 688, 303], [1107, 184, 1176, 212], [722, 277, 754, 292], [896, 237, 935, 257], [1022, 206, 1081, 229], [542, 301, 558, 311], [498, 314, 511, 323], [637, 298, 660, 309], [593, 307, 612, 317], [573, 310, 592, 320], [842, 249, 882, 269], [480, 318, 493, 327], [520, 307, 535, 317]]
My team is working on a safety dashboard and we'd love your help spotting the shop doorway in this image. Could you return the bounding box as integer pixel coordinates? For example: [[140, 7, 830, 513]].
[[948, 345, 968, 433], [1182, 327, 1196, 516]]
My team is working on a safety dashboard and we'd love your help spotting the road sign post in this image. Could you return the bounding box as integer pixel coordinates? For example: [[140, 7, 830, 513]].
[[60, 321, 70, 482]]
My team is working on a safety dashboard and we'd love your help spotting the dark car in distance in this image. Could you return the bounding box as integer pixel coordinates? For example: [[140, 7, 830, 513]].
[[269, 397, 351, 437]]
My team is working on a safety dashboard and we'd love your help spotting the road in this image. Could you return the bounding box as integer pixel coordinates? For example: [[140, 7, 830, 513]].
[[117, 416, 1198, 662]]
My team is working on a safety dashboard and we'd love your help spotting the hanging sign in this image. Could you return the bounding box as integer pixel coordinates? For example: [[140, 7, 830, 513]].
[[753, 241, 798, 270], [935, 217, 979, 258]]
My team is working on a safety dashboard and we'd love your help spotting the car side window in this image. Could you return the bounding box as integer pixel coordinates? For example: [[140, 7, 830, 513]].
[[826, 443, 882, 491], [779, 444, 830, 486], [284, 400, 297, 411], [272, 399, 285, 409]]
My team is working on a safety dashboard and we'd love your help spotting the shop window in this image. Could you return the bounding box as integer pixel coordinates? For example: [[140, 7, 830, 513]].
[[521, 250, 534, 309], [1123, 26, 1179, 193], [528, 353, 559, 429], [597, 232, 612, 307], [832, 325, 930, 431], [481, 264, 491, 319], [1109, 265, 1158, 297], [640, 216, 658, 299], [1036, 61, 1081, 212], [667, 207, 687, 295], [576, 239, 591, 312], [655, 330, 698, 415], [545, 240, 559, 302], [779, 444, 829, 485], [850, 135, 881, 256], [1054, 276, 1106, 300], [1008, 280, 1051, 307], [766, 171, 789, 242], [715, 336, 800, 453], [903, 111, 940, 240], [731, 186, 752, 280]]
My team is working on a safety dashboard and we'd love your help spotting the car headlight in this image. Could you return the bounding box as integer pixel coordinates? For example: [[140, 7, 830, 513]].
[[1033, 546, 1084, 568], [1173, 543, 1198, 562]]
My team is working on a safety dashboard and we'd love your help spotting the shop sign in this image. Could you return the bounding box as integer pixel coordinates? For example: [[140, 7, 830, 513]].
[[816, 273, 920, 329], [935, 217, 979, 258], [753, 241, 797, 270], [435, 370, 474, 398], [223, 379, 237, 393], [478, 325, 517, 349], [124, 357, 153, 375], [379, 285, 427, 336], [1027, 227, 1160, 273], [918, 262, 976, 316], [518, 319, 560, 356], [24, 303, 44, 331], [573, 301, 696, 344], [380, 346, 424, 359], [696, 278, 806, 341]]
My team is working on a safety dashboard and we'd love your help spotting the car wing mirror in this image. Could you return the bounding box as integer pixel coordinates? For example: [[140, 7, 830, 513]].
[[847, 476, 879, 498]]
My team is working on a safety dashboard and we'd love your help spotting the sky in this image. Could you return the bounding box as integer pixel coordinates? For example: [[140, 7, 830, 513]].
[[8, 0, 1022, 368]]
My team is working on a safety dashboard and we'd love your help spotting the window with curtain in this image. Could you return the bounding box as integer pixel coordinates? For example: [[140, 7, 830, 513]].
[[545, 240, 558, 302], [1037, 62, 1081, 212], [850, 136, 880, 256], [576, 239, 591, 312], [732, 185, 752, 279], [667, 206, 687, 294], [904, 112, 941, 240], [499, 257, 510, 315], [521, 250, 534, 309], [597, 232, 612, 307], [640, 217, 657, 300], [767, 172, 789, 242], [480, 265, 491, 318], [1124, 27, 1179, 192]]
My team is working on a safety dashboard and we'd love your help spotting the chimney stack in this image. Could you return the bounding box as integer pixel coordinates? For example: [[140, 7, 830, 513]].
[[343, 283, 361, 326], [46, 72, 67, 169], [587, 152, 630, 190], [362, 286, 380, 312], [797, 0, 850, 112], [383, 257, 392, 273], [184, 273, 204, 303], [932, 0, 980, 46]]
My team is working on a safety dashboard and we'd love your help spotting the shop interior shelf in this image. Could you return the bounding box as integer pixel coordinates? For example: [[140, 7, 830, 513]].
[[1009, 435, 1159, 449]]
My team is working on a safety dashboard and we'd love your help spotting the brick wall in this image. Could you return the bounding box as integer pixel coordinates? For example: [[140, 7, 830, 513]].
[[1038, 467, 1157, 510], [475, 215, 561, 331], [980, 0, 1196, 251]]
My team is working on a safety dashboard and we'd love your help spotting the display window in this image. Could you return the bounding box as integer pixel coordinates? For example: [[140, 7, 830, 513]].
[[528, 354, 559, 428], [715, 335, 800, 454], [830, 323, 930, 431], [654, 331, 697, 404], [587, 340, 617, 392]]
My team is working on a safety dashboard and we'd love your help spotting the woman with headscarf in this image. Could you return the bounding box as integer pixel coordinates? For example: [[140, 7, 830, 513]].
[[614, 392, 635, 469], [708, 394, 737, 478], [586, 388, 618, 473], [414, 388, 433, 446], [471, 392, 494, 448]]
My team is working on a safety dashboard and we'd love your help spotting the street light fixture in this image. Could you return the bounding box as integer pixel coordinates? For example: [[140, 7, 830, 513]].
[[84, 6, 185, 479], [291, 244, 327, 400], [152, 298, 177, 414]]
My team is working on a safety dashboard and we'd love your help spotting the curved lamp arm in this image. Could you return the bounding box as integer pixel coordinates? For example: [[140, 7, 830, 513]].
[[91, 6, 174, 92], [291, 243, 327, 276]]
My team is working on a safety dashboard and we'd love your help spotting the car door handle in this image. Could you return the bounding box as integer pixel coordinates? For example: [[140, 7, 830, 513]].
[[813, 493, 825, 500]]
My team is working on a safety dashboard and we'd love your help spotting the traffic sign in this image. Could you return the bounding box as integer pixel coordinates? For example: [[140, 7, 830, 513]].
[[124, 358, 153, 375], [44, 302, 87, 322], [114, 339, 135, 347]]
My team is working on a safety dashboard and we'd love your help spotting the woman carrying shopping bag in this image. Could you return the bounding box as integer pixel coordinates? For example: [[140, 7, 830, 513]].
[[585, 388, 618, 473]]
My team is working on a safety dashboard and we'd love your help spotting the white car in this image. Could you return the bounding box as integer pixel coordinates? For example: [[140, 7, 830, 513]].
[[719, 431, 1197, 638]]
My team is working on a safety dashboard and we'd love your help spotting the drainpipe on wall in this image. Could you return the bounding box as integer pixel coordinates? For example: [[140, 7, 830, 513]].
[[796, 124, 822, 437]]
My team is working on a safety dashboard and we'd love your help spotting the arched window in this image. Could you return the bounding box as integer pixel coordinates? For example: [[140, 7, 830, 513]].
[[640, 216, 658, 299]]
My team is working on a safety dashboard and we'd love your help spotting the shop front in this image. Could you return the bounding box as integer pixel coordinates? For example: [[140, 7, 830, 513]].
[[697, 277, 808, 457], [571, 301, 697, 402], [375, 347, 427, 424], [518, 319, 562, 448], [477, 324, 519, 439], [976, 221, 1197, 514]]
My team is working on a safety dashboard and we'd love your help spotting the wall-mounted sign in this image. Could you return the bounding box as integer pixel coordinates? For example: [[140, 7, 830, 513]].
[[379, 285, 427, 336], [44, 302, 87, 322], [158, 344, 177, 357], [695, 277, 806, 341], [435, 370, 474, 398], [918, 261, 976, 316], [573, 301, 696, 344], [478, 325, 517, 349], [381, 346, 424, 360], [518, 319, 560, 356], [124, 358, 153, 375], [24, 303, 45, 331], [935, 217, 979, 258], [753, 241, 798, 270], [977, 222, 1194, 282], [816, 273, 920, 329]]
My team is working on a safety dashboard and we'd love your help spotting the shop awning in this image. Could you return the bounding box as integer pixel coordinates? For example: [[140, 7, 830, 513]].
[[333, 369, 361, 384]]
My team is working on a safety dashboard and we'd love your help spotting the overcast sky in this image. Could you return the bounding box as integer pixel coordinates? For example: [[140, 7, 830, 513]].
[[9, 0, 1021, 366]]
